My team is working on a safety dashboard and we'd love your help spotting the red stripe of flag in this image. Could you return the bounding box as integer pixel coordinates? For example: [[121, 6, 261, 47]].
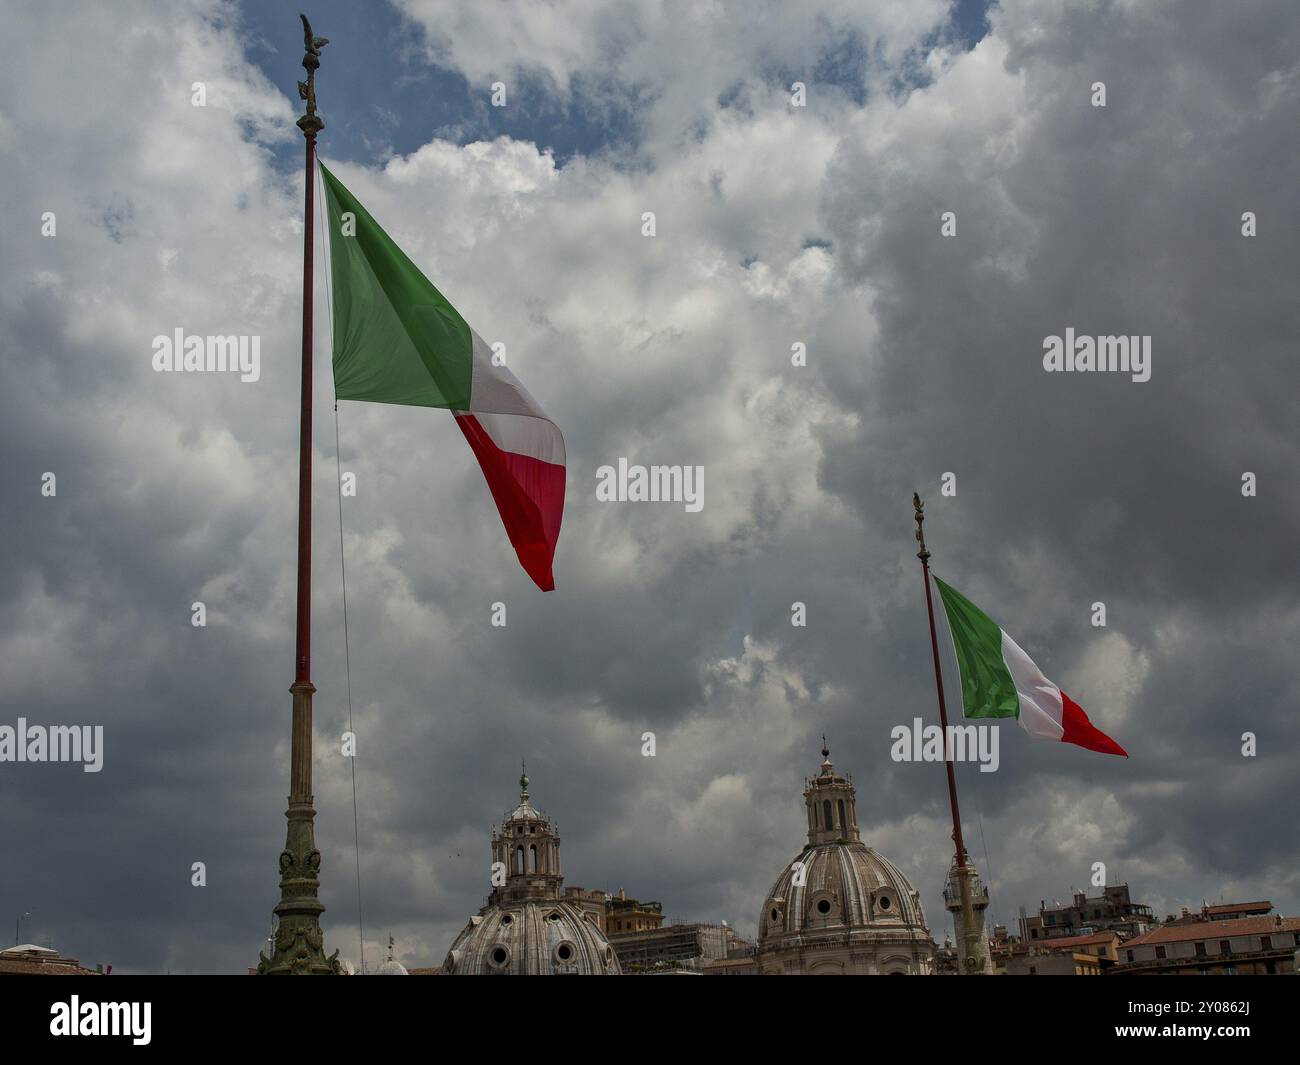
[[454, 413, 565, 591]]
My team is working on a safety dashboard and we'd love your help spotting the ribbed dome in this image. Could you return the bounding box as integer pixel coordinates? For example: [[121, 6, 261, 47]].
[[755, 744, 934, 974], [444, 901, 620, 975], [759, 840, 929, 936]]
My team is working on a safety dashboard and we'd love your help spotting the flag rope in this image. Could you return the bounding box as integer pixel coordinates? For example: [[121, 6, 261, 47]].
[[317, 159, 366, 973]]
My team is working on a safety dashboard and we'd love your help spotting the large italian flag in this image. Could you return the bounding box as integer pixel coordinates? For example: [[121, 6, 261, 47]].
[[318, 162, 565, 590], [932, 575, 1127, 757]]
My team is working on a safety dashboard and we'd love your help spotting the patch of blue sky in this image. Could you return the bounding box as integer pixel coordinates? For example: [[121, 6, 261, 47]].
[[237, 0, 994, 173]]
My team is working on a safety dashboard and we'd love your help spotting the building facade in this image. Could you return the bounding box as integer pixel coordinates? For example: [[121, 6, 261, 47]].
[[1019, 884, 1155, 943], [606, 888, 665, 935], [1112, 914, 1300, 975], [755, 744, 934, 975]]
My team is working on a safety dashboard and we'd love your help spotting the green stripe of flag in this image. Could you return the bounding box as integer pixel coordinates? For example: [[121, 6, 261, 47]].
[[932, 575, 1020, 719], [320, 162, 474, 410]]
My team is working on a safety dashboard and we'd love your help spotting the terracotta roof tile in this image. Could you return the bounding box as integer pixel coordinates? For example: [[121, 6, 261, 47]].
[[1126, 915, 1300, 947], [1041, 932, 1120, 950]]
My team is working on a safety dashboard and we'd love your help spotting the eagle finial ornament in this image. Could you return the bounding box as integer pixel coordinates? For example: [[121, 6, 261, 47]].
[[297, 14, 327, 129], [913, 492, 930, 562]]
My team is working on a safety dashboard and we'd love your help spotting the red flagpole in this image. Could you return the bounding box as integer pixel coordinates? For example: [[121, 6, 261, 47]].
[[294, 112, 316, 686], [913, 492, 982, 973], [258, 14, 338, 975], [914, 493, 967, 866]]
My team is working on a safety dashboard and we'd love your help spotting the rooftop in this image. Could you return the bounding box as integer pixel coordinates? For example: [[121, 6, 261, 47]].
[[1205, 901, 1272, 916], [1040, 932, 1121, 950], [1126, 914, 1300, 947]]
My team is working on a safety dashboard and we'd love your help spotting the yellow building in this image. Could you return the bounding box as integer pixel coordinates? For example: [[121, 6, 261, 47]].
[[606, 888, 666, 935]]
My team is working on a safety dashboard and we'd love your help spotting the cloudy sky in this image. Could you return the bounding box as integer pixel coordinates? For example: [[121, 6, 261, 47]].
[[1, 0, 1297, 974]]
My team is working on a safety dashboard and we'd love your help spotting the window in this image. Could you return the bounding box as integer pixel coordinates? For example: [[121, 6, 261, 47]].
[[529, 844, 538, 872], [1261, 936, 1272, 950], [1126, 950, 1134, 962], [823, 799, 833, 830], [816, 898, 832, 915], [1219, 940, 1231, 955], [1155, 946, 1166, 960], [1194, 942, 1206, 956], [838, 799, 846, 831]]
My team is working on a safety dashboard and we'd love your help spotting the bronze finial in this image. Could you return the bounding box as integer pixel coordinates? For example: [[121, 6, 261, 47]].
[[296, 13, 328, 135], [912, 491, 930, 563]]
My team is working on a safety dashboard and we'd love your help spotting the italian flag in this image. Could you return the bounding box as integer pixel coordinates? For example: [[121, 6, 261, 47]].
[[932, 575, 1127, 757], [318, 162, 565, 590]]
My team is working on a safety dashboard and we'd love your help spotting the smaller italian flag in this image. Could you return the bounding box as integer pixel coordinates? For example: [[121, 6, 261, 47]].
[[932, 575, 1127, 757]]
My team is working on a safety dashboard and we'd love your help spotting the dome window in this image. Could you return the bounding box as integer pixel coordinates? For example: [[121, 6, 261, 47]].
[[488, 944, 511, 970], [816, 898, 832, 915], [553, 941, 577, 966], [500, 913, 513, 926], [878, 895, 892, 911], [770, 908, 779, 922]]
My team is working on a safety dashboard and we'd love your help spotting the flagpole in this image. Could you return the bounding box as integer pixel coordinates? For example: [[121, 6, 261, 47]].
[[912, 492, 982, 973], [258, 13, 338, 976]]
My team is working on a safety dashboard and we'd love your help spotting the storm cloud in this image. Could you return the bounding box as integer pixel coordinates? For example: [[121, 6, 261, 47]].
[[0, 0, 1296, 972]]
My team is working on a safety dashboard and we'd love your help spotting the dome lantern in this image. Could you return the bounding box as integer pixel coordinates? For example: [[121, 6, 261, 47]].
[[804, 738, 860, 846]]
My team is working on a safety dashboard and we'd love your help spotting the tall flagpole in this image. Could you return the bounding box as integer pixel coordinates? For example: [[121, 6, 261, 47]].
[[913, 492, 984, 973], [258, 14, 339, 976]]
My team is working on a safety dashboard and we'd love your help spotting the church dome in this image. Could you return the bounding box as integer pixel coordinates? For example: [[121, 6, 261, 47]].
[[443, 768, 621, 976], [444, 901, 618, 975], [373, 934, 408, 975], [756, 743, 934, 975]]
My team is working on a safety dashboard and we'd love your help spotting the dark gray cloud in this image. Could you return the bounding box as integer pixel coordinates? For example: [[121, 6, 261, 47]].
[[0, 0, 1296, 973]]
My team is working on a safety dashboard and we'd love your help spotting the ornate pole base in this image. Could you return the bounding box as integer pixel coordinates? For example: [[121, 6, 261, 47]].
[[257, 681, 340, 975]]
